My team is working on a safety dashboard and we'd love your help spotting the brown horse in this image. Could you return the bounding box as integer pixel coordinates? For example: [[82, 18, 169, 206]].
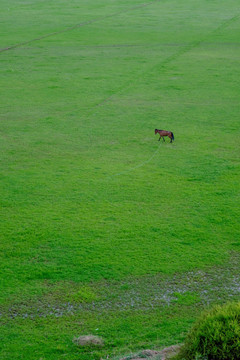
[[155, 129, 174, 143]]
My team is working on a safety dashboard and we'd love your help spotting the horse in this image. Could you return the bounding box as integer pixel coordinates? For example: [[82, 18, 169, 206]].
[[155, 129, 174, 143]]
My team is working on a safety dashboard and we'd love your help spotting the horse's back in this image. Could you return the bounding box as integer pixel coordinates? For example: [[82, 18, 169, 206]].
[[159, 130, 170, 136]]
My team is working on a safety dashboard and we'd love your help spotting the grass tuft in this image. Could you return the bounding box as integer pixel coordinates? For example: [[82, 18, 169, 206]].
[[175, 302, 240, 360], [73, 334, 104, 347]]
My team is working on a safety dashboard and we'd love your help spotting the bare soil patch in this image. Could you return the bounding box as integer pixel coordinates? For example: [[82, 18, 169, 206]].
[[119, 345, 181, 360]]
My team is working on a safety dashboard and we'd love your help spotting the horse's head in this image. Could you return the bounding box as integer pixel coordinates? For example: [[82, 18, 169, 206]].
[[155, 129, 158, 135]]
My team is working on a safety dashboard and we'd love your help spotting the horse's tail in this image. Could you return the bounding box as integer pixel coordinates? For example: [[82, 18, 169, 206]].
[[171, 132, 174, 141]]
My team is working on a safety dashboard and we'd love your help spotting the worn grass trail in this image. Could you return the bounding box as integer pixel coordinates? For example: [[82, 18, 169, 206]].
[[1, 0, 240, 359]]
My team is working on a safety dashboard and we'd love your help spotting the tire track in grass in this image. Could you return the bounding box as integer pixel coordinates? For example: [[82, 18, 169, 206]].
[[66, 41, 240, 49], [0, 0, 161, 53], [84, 9, 240, 122], [83, 10, 240, 120]]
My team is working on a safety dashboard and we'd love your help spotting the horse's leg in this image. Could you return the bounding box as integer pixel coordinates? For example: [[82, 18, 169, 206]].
[[163, 136, 165, 142], [159, 135, 161, 141], [168, 135, 172, 143]]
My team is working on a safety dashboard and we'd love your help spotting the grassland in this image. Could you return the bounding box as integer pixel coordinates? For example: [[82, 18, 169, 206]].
[[1, 0, 240, 359]]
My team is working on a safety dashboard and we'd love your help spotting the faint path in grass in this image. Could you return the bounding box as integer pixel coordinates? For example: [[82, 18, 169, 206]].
[[4, 254, 240, 320], [98, 11, 240, 110], [1, 3, 238, 53], [65, 41, 240, 49], [106, 143, 161, 178], [0, 0, 162, 53]]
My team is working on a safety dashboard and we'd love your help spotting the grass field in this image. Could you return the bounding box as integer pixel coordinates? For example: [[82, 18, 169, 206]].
[[1, 0, 240, 359]]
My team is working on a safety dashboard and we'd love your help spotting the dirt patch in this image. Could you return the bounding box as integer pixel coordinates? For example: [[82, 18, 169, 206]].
[[158, 345, 181, 359], [119, 345, 181, 360]]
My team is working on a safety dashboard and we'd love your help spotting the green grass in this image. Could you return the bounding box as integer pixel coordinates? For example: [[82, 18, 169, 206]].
[[0, 0, 240, 359]]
